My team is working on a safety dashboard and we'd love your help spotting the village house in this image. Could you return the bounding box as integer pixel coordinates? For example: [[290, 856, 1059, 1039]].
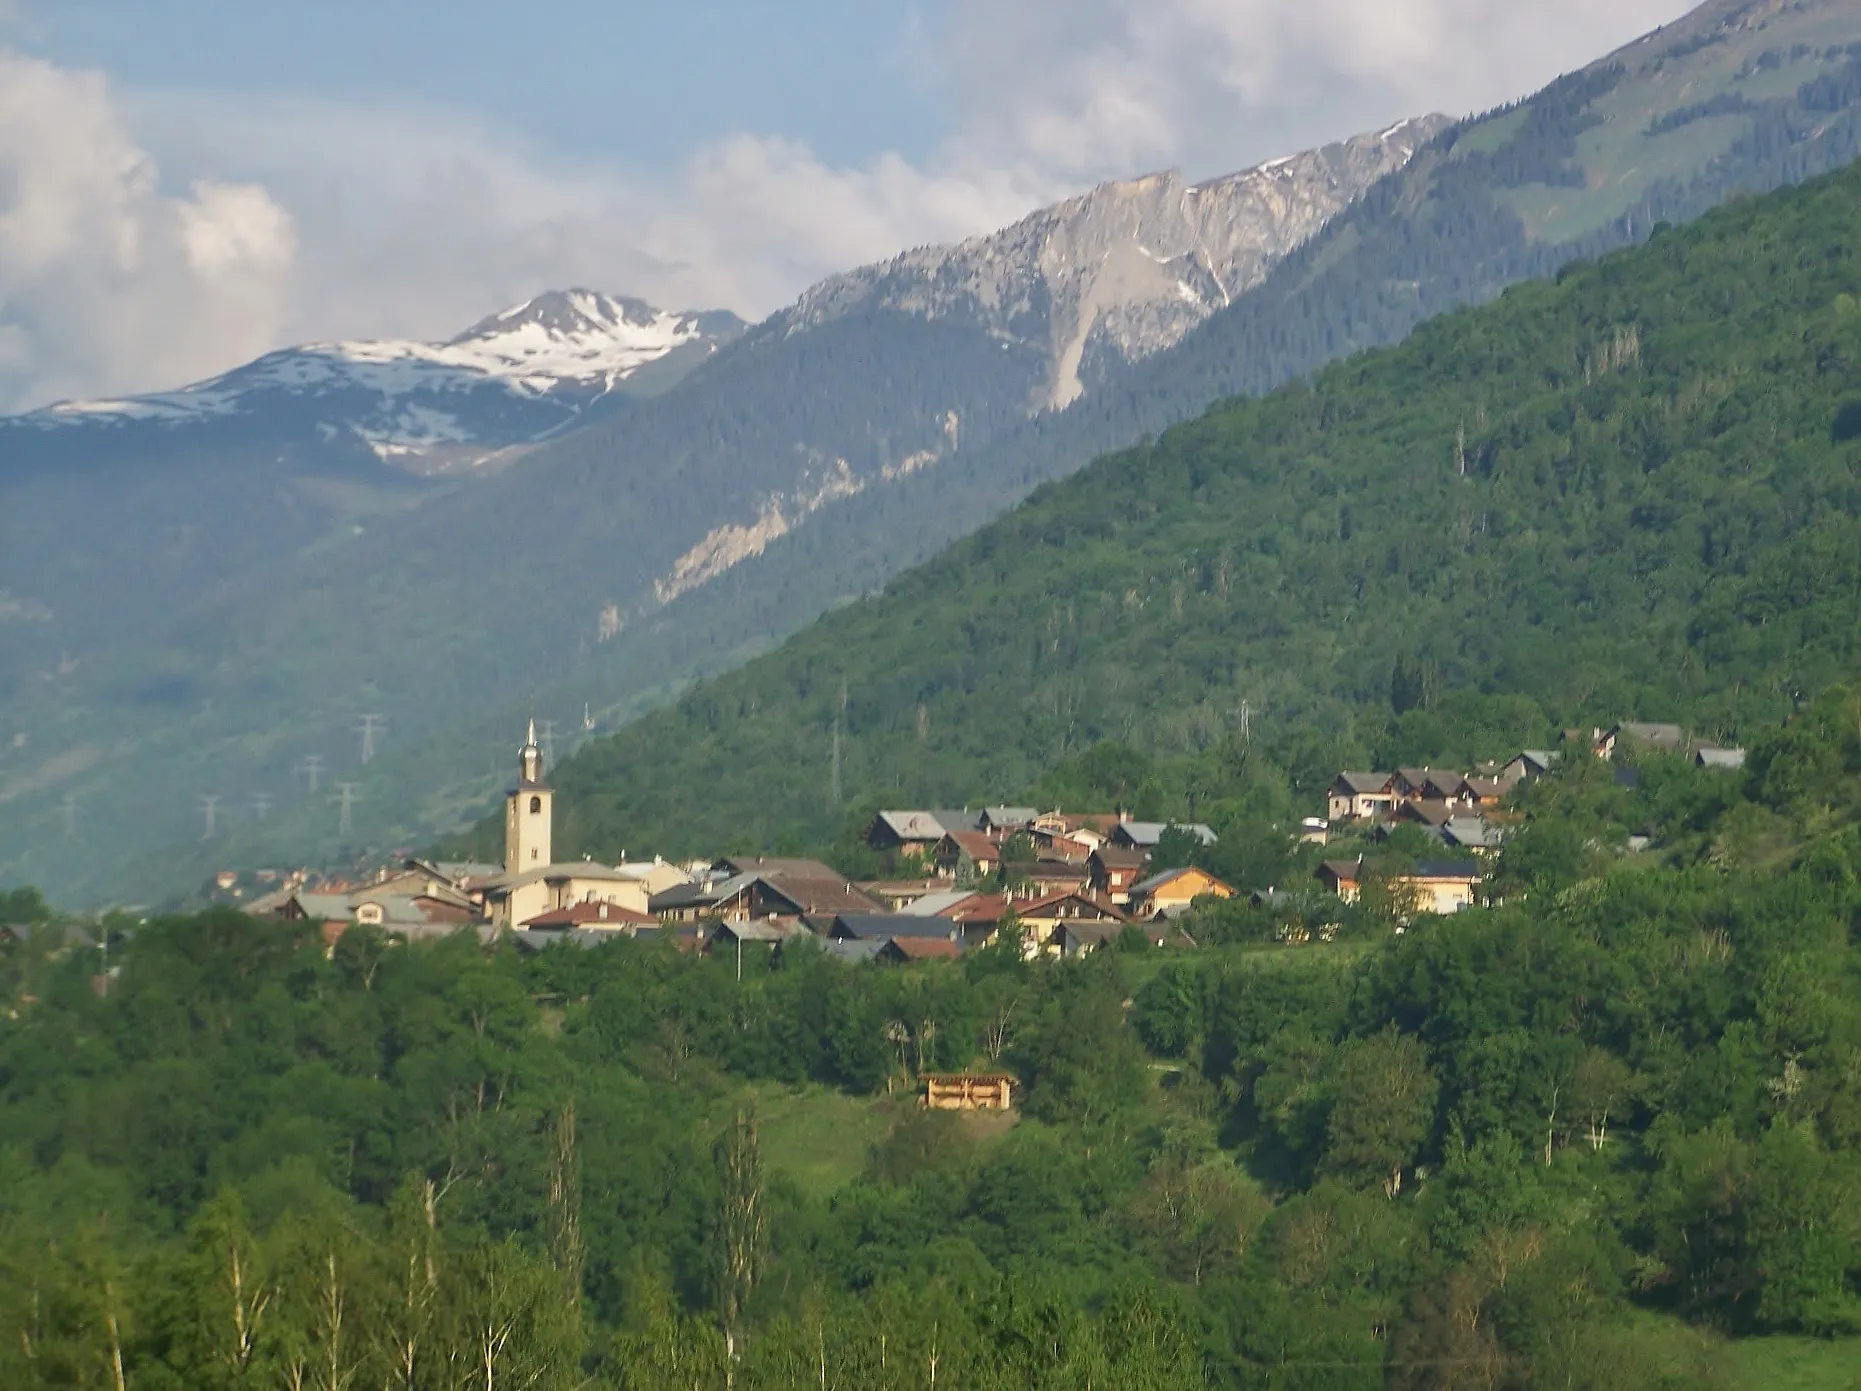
[[1502, 750, 1558, 784], [922, 1073, 1014, 1112], [1695, 746, 1748, 770], [1315, 857, 1483, 915], [1030, 811, 1122, 853], [1328, 773, 1398, 822], [650, 862, 883, 925], [1393, 768, 1466, 803], [864, 810, 981, 859], [1594, 723, 1686, 759], [1088, 846, 1149, 903], [857, 880, 948, 910], [933, 830, 1002, 881], [1018, 860, 1094, 897], [977, 807, 1039, 838], [1014, 890, 1128, 958], [1127, 866, 1234, 920], [520, 900, 658, 933]]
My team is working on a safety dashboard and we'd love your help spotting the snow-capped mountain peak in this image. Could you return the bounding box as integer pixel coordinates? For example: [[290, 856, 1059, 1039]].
[[10, 291, 748, 469], [436, 290, 747, 393]]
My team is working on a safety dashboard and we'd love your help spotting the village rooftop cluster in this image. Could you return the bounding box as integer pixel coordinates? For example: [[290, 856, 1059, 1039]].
[[219, 720, 1747, 962]]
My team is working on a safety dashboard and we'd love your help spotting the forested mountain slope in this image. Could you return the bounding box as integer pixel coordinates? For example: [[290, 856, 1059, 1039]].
[[359, 0, 1861, 886], [517, 150, 1861, 862]]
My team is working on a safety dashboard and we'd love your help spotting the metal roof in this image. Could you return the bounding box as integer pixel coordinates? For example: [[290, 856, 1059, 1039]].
[[1114, 821, 1218, 847], [898, 890, 978, 917]]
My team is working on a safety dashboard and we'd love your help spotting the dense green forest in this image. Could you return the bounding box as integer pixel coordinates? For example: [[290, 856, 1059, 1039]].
[[480, 147, 1861, 871], [8, 691, 1861, 1387]]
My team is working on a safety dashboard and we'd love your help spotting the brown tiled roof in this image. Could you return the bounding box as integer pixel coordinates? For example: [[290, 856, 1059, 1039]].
[[1014, 890, 1127, 921], [1400, 799, 1457, 827], [760, 874, 886, 917], [523, 901, 657, 929], [717, 856, 843, 878], [949, 894, 1009, 923], [942, 831, 999, 860], [1090, 846, 1147, 868]]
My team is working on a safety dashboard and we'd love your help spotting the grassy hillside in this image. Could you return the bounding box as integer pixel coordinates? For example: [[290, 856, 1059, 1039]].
[[502, 152, 1861, 864]]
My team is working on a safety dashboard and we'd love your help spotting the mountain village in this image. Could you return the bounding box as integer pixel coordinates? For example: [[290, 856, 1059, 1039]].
[[217, 719, 1749, 965]]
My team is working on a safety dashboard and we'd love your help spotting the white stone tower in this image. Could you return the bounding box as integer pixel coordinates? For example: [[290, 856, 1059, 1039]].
[[504, 718, 553, 870]]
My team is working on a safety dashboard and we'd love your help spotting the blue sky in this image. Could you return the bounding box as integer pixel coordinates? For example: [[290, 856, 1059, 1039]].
[[0, 0, 1700, 409], [19, 0, 945, 169]]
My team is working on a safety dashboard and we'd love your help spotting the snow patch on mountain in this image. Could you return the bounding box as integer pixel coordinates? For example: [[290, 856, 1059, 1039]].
[[10, 291, 747, 462]]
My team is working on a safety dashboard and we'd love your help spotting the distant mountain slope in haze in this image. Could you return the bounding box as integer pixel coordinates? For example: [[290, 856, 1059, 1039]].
[[0, 121, 1436, 906]]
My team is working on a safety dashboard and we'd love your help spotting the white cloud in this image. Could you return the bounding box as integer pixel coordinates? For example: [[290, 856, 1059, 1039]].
[[0, 0, 1700, 408], [0, 49, 298, 411], [933, 0, 1698, 180]]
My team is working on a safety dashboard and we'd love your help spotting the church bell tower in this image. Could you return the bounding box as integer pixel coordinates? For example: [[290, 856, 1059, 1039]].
[[505, 719, 553, 870]]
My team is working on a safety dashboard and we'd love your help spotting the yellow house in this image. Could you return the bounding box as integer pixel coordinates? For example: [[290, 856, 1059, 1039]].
[[1316, 858, 1481, 916], [1127, 866, 1234, 919]]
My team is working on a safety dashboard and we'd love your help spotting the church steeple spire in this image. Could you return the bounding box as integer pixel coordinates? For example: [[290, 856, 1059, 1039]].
[[507, 719, 553, 869], [519, 718, 546, 787]]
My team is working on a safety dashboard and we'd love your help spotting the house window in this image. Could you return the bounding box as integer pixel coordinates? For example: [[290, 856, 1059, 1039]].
[[530, 795, 542, 813]]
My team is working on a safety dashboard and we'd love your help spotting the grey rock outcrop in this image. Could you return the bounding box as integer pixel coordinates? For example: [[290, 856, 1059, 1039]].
[[773, 116, 1452, 411]]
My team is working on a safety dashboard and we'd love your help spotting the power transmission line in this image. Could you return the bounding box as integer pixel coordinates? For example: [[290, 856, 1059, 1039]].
[[251, 793, 272, 822], [60, 792, 77, 838], [355, 714, 387, 765], [297, 755, 326, 794], [199, 794, 222, 841], [830, 678, 847, 806], [537, 719, 557, 768], [334, 783, 361, 838]]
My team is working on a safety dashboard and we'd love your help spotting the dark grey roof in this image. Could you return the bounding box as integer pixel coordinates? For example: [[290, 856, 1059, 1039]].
[[1611, 722, 1685, 748], [872, 810, 980, 841], [1442, 818, 1503, 850], [1334, 771, 1393, 793], [819, 939, 885, 963], [1114, 821, 1218, 847], [829, 913, 953, 941], [1412, 860, 1482, 881], [650, 872, 755, 912]]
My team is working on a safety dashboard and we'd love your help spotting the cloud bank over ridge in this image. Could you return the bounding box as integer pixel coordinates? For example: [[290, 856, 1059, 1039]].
[[0, 0, 1696, 410]]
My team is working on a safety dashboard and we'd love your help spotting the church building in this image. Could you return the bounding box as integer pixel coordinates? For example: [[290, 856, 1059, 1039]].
[[479, 721, 679, 929]]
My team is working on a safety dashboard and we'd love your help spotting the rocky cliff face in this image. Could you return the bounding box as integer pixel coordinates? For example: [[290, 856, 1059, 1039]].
[[772, 116, 1452, 411]]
